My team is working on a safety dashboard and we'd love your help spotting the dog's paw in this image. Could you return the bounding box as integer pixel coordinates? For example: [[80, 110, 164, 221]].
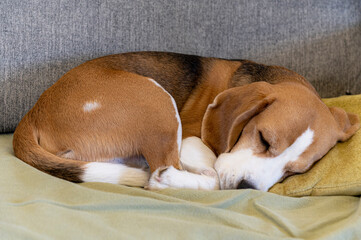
[[146, 166, 219, 190], [146, 167, 174, 190], [200, 168, 218, 178]]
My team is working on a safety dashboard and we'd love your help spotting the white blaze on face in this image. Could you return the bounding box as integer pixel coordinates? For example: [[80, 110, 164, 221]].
[[83, 101, 101, 112], [215, 127, 314, 191]]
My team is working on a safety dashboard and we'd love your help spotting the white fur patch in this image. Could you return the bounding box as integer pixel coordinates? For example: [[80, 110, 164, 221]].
[[215, 127, 314, 191], [147, 166, 219, 190], [83, 101, 101, 112], [82, 162, 149, 187], [147, 137, 220, 190], [147, 78, 182, 152], [57, 150, 75, 159], [180, 137, 217, 174]]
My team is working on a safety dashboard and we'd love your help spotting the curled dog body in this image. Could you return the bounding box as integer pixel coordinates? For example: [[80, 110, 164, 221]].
[[13, 52, 360, 191]]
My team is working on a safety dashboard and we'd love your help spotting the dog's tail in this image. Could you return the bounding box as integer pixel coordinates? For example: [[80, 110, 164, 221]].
[[13, 112, 149, 186]]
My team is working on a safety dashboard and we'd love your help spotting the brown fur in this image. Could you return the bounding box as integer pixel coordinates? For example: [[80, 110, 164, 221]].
[[14, 66, 183, 181], [203, 81, 359, 179], [13, 51, 360, 183]]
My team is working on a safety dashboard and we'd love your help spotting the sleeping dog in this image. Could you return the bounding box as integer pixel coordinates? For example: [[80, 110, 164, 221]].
[[13, 52, 360, 191]]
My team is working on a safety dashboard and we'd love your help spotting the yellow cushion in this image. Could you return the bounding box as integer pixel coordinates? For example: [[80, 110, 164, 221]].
[[270, 94, 361, 196]]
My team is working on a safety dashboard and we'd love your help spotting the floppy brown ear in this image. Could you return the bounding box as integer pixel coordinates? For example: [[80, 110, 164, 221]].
[[329, 107, 360, 142], [201, 82, 274, 155]]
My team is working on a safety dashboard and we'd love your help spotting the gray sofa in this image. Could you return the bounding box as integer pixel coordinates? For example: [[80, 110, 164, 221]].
[[1, 1, 361, 239], [1, 0, 360, 133]]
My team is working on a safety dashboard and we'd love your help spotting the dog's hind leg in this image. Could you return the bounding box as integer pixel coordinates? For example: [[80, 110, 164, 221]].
[[140, 118, 183, 186]]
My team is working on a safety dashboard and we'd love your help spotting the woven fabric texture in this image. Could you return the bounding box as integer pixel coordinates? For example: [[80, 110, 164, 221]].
[[1, 0, 360, 132]]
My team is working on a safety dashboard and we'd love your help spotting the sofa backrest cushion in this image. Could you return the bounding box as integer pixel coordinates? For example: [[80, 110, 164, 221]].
[[1, 0, 360, 132]]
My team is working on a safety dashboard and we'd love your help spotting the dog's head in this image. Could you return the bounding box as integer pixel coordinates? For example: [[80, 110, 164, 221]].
[[201, 77, 359, 191]]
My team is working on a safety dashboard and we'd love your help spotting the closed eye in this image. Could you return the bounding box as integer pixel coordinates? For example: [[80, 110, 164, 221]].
[[259, 131, 270, 151]]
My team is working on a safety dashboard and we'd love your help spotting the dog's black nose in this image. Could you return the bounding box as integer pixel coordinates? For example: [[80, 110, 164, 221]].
[[237, 180, 255, 189]]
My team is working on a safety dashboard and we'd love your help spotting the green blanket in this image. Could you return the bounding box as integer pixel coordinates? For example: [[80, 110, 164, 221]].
[[0, 134, 360, 239]]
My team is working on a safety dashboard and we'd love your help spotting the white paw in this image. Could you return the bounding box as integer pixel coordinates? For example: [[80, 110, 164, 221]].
[[147, 167, 173, 190], [200, 168, 218, 178], [147, 166, 219, 190]]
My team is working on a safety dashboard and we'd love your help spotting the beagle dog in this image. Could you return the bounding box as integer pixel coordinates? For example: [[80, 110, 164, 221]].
[[13, 52, 360, 191]]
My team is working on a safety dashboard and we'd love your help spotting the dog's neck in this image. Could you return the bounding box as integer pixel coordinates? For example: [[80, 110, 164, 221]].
[[230, 60, 319, 97], [179, 60, 241, 138]]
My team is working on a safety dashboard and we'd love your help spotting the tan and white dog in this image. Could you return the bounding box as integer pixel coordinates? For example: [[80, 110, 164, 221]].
[[13, 52, 360, 191]]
